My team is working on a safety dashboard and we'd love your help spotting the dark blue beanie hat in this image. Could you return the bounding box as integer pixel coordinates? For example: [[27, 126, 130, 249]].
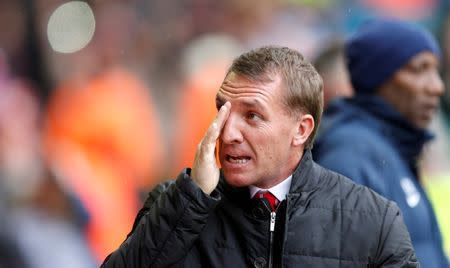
[[345, 18, 441, 94]]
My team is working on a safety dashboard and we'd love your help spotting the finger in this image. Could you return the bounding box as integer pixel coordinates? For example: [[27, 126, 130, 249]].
[[215, 101, 231, 133], [203, 101, 231, 146]]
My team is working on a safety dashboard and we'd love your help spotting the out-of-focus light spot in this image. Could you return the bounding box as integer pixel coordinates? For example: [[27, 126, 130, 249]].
[[47, 1, 95, 53]]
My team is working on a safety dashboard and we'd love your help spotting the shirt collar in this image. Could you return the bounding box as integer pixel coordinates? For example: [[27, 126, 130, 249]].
[[249, 175, 292, 201]]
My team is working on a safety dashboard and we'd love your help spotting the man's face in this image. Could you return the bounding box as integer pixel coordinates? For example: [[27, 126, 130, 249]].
[[381, 51, 444, 129], [216, 72, 302, 188]]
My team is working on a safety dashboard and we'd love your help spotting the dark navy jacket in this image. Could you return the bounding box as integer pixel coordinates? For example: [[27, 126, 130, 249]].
[[313, 96, 450, 268], [102, 150, 418, 267]]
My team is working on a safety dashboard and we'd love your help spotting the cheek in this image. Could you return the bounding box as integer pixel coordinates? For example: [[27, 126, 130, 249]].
[[393, 77, 421, 106], [246, 132, 273, 161], [395, 73, 422, 96], [252, 128, 291, 160], [244, 118, 294, 153], [399, 86, 421, 110]]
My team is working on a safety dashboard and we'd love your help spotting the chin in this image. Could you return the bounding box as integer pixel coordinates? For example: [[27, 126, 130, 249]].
[[223, 171, 254, 187]]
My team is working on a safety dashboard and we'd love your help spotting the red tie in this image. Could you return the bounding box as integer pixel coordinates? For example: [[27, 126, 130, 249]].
[[254, 191, 279, 211]]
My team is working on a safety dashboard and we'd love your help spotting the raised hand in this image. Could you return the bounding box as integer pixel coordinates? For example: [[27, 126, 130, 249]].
[[191, 101, 231, 194]]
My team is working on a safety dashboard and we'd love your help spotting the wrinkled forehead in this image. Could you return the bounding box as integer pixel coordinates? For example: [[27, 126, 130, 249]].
[[215, 72, 283, 107], [225, 68, 279, 85], [215, 91, 267, 111]]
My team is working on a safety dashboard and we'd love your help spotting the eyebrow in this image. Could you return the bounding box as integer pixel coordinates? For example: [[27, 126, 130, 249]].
[[215, 94, 265, 110], [241, 99, 264, 109]]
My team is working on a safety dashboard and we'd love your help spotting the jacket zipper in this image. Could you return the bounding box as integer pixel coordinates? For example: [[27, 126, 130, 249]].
[[268, 211, 276, 268]]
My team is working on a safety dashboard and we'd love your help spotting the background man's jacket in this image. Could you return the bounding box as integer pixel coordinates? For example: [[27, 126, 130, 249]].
[[314, 96, 449, 268]]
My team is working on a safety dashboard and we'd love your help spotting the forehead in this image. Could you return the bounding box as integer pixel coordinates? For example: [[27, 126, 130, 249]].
[[215, 73, 283, 107], [407, 51, 440, 67]]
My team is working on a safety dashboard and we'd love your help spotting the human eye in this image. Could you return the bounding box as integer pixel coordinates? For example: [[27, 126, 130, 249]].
[[215, 98, 225, 111], [407, 60, 432, 74], [406, 64, 423, 74], [246, 111, 262, 121]]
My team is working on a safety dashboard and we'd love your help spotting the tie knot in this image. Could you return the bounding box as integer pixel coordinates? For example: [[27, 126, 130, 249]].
[[254, 191, 279, 211]]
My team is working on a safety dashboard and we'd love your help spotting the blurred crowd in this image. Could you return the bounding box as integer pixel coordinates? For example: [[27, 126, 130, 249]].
[[0, 0, 449, 266]]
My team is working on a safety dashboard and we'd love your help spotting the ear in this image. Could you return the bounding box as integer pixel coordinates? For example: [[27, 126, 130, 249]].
[[292, 114, 314, 147]]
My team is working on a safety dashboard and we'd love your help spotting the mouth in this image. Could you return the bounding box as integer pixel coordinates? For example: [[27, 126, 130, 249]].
[[226, 154, 251, 164], [422, 103, 438, 117], [414, 102, 438, 127]]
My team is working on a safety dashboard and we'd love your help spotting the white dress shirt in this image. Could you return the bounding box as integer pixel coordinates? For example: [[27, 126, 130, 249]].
[[249, 175, 292, 201]]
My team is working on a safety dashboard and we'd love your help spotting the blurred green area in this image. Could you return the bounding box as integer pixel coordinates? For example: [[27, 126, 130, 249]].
[[425, 174, 450, 257], [285, 0, 334, 8]]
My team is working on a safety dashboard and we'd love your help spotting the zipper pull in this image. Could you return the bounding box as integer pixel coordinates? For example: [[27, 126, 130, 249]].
[[270, 211, 276, 232]]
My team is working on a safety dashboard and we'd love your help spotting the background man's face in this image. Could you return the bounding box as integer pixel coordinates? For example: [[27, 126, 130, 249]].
[[216, 72, 300, 188], [384, 51, 444, 129]]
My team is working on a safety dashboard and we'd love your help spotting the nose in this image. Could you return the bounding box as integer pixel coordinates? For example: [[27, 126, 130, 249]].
[[425, 70, 444, 97], [220, 114, 243, 144]]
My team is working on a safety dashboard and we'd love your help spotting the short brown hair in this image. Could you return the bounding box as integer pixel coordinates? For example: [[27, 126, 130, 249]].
[[227, 46, 323, 149]]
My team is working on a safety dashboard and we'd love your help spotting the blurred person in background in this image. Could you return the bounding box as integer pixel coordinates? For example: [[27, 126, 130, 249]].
[[43, 68, 164, 262], [42, 2, 165, 262], [0, 49, 31, 268], [9, 167, 97, 268], [0, 50, 96, 268], [0, 215, 28, 268], [102, 46, 418, 267], [0, 0, 50, 98], [313, 39, 353, 108], [313, 18, 450, 267]]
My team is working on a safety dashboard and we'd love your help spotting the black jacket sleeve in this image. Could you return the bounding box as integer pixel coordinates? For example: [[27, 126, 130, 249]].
[[375, 201, 419, 267], [101, 169, 220, 268]]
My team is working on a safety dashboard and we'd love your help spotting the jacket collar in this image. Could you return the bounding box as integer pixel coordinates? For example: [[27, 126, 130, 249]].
[[350, 96, 433, 165], [321, 96, 433, 167], [288, 149, 319, 194]]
